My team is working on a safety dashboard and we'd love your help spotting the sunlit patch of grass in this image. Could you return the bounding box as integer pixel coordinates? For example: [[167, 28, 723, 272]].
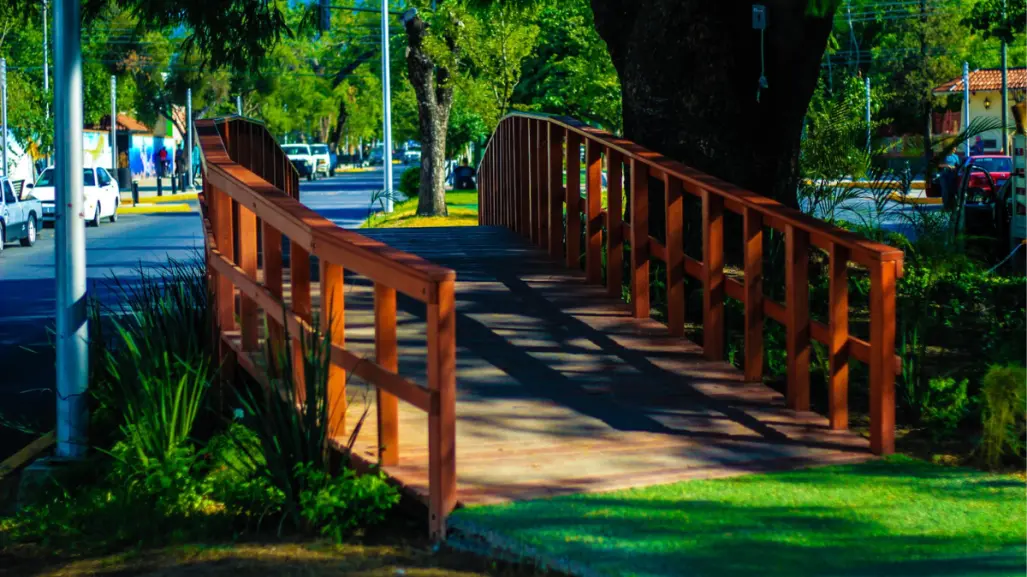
[[364, 190, 478, 229]]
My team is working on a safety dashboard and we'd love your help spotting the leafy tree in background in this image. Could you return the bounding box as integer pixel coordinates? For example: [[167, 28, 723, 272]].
[[463, 2, 539, 128], [963, 0, 1026, 43], [514, 0, 621, 132]]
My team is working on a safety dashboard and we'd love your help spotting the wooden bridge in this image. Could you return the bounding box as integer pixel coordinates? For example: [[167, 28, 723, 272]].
[[195, 114, 902, 542]]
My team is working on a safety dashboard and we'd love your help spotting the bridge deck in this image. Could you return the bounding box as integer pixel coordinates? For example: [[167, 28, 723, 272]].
[[252, 226, 872, 507]]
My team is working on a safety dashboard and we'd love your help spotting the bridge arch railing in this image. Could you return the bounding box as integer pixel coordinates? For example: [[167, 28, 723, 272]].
[[478, 112, 903, 455], [196, 117, 457, 539]]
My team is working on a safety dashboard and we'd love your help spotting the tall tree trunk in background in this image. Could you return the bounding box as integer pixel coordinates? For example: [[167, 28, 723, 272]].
[[405, 13, 455, 216], [591, 0, 835, 208], [328, 98, 349, 150]]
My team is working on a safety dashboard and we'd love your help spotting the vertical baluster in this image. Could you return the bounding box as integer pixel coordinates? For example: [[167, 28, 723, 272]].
[[238, 204, 258, 352], [527, 120, 536, 244], [565, 130, 582, 269], [214, 186, 235, 333], [702, 189, 725, 357], [519, 118, 530, 238], [375, 284, 399, 466], [665, 175, 684, 336], [536, 121, 548, 247], [606, 150, 623, 298], [743, 207, 764, 382], [828, 243, 850, 430], [290, 242, 312, 402], [428, 278, 456, 543], [263, 222, 284, 373], [547, 123, 565, 259], [585, 138, 603, 283], [629, 159, 649, 318], [870, 260, 897, 455], [785, 224, 810, 411], [322, 262, 346, 439]]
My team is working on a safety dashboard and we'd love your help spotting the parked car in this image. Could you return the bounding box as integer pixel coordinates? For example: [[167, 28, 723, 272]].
[[30, 166, 120, 227], [0, 176, 42, 252], [958, 155, 1012, 201], [404, 149, 422, 165], [283, 144, 317, 181], [309, 144, 331, 178], [290, 157, 314, 181], [452, 166, 476, 190]]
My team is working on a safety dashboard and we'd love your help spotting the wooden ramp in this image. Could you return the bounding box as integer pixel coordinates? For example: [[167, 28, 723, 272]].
[[297, 226, 872, 507]]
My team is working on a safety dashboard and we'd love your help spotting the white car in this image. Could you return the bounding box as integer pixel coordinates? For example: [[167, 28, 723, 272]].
[[30, 166, 121, 227], [309, 144, 331, 177], [282, 144, 318, 180]]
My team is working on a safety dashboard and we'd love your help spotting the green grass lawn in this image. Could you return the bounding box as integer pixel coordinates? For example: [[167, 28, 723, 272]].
[[363, 190, 478, 229], [452, 456, 1025, 577]]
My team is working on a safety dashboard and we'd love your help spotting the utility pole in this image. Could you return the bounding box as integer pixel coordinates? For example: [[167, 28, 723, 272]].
[[1, 59, 7, 176], [920, 0, 932, 174], [381, 0, 394, 213], [54, 0, 88, 459], [43, 0, 49, 122], [236, 95, 243, 116], [1000, 0, 1009, 154], [963, 61, 971, 158], [865, 77, 872, 153], [110, 75, 116, 174], [187, 88, 193, 190]]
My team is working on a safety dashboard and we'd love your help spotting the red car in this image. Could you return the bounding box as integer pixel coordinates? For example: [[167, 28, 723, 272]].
[[958, 155, 1012, 201]]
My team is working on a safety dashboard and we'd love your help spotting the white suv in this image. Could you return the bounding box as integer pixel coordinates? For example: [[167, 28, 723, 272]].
[[31, 166, 121, 227], [309, 144, 331, 178], [282, 144, 316, 181]]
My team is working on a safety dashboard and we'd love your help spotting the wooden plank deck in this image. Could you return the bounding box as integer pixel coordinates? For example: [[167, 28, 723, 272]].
[[263, 226, 873, 507]]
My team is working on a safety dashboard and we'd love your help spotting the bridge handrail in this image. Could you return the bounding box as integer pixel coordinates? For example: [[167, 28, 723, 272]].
[[478, 112, 900, 456], [196, 117, 456, 541]]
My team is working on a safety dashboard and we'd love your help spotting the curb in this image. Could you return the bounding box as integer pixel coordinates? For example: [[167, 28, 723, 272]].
[[120, 203, 193, 214], [887, 193, 943, 205], [806, 180, 926, 190], [121, 192, 199, 203]]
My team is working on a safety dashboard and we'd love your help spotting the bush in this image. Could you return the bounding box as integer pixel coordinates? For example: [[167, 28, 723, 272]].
[[979, 365, 1027, 470], [296, 463, 399, 542], [400, 165, 420, 198]]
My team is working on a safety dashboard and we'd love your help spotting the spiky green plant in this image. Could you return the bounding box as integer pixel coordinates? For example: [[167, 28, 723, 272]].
[[979, 364, 1027, 470]]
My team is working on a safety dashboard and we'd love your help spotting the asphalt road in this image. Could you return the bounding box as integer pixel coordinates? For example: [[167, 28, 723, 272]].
[[0, 168, 402, 461]]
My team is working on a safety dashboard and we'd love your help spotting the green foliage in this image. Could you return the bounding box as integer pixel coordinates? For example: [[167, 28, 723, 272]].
[[962, 0, 1026, 43], [400, 165, 421, 198], [296, 463, 400, 543], [979, 365, 1027, 470], [463, 2, 540, 128], [918, 376, 971, 441]]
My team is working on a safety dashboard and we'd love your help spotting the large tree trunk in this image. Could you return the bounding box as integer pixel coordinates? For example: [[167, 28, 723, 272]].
[[405, 13, 454, 216], [590, 0, 835, 207]]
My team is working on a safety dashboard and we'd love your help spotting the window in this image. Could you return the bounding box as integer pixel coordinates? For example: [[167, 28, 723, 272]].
[[282, 145, 310, 156], [35, 168, 55, 187], [973, 157, 1013, 173], [2, 181, 15, 204], [83, 169, 96, 187], [97, 168, 112, 187], [311, 145, 329, 155]]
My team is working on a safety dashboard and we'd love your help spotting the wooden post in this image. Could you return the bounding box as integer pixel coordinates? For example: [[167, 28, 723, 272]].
[[263, 223, 284, 373], [629, 159, 649, 318], [828, 244, 850, 430], [547, 123, 564, 259], [585, 138, 603, 283], [743, 208, 764, 382], [375, 284, 399, 466], [785, 224, 810, 411], [290, 241, 312, 403], [322, 262, 346, 439], [606, 150, 623, 298], [870, 260, 897, 455], [213, 186, 235, 333], [428, 279, 457, 542], [665, 175, 684, 336], [565, 130, 582, 269], [701, 189, 724, 358]]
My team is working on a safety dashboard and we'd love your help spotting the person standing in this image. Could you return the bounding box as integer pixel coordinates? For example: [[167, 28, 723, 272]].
[[157, 147, 168, 178]]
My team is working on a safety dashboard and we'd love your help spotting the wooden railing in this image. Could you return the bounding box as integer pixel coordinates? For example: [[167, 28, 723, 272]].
[[196, 117, 457, 539], [478, 113, 903, 455]]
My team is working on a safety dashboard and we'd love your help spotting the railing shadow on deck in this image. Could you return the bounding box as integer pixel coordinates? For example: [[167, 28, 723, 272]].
[[478, 112, 903, 456], [194, 116, 457, 541]]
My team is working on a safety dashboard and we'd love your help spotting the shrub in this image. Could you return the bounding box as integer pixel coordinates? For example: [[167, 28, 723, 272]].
[[296, 463, 399, 542], [919, 376, 971, 441], [979, 365, 1027, 470], [400, 165, 420, 198]]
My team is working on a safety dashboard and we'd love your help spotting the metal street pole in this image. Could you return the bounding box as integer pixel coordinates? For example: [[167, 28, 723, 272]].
[[963, 61, 970, 158], [865, 77, 871, 153], [381, 0, 394, 213], [54, 0, 88, 459], [187, 88, 193, 190], [1000, 0, 1009, 154], [43, 0, 49, 124], [236, 95, 243, 116], [1, 59, 7, 176], [110, 75, 116, 174]]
